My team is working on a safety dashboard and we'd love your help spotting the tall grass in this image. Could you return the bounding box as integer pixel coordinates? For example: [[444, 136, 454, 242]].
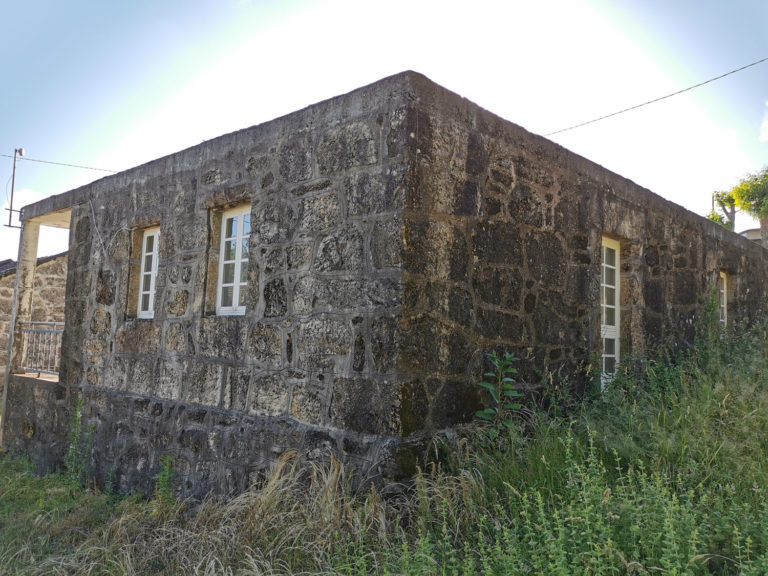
[[3, 319, 768, 574]]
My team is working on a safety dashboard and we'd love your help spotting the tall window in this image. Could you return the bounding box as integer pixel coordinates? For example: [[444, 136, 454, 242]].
[[217, 205, 250, 315], [718, 271, 727, 326], [138, 228, 160, 319], [601, 237, 620, 382]]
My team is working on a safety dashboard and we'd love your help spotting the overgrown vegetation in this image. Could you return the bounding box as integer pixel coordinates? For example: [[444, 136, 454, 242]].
[[4, 317, 768, 574]]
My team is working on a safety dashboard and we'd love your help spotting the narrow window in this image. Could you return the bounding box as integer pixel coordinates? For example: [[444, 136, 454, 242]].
[[718, 271, 727, 326], [217, 205, 250, 315], [601, 237, 620, 382], [137, 228, 160, 319]]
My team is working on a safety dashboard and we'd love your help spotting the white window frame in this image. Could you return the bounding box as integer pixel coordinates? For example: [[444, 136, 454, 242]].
[[601, 237, 620, 384], [718, 271, 727, 326], [216, 205, 251, 316], [137, 227, 160, 319]]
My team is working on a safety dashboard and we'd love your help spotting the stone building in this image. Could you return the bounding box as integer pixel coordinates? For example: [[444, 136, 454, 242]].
[[0, 253, 67, 395], [2, 71, 766, 496]]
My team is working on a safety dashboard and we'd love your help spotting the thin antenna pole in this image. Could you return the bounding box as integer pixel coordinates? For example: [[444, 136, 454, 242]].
[[7, 148, 23, 229], [7, 148, 24, 228]]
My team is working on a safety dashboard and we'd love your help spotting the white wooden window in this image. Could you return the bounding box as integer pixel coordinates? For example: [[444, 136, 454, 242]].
[[718, 271, 727, 326], [138, 228, 160, 319], [217, 205, 250, 315], [601, 237, 620, 382]]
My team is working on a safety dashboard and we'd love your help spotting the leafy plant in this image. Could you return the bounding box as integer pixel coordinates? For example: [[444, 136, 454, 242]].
[[475, 351, 523, 441], [155, 454, 175, 504], [65, 396, 93, 486]]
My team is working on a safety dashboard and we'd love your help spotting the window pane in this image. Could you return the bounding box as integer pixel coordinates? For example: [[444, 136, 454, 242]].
[[221, 286, 233, 307], [225, 216, 236, 239], [604, 246, 615, 267], [145, 234, 154, 253], [141, 293, 150, 312], [241, 238, 249, 258], [242, 213, 251, 236], [604, 357, 616, 374], [603, 338, 615, 355], [144, 254, 153, 272], [604, 307, 615, 326], [142, 273, 152, 292], [223, 263, 235, 284], [238, 285, 246, 306], [605, 287, 615, 306], [605, 267, 615, 287], [240, 261, 248, 283], [224, 240, 237, 261]]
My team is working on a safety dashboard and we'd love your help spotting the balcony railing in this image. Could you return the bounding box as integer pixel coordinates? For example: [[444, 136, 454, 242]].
[[16, 321, 64, 376]]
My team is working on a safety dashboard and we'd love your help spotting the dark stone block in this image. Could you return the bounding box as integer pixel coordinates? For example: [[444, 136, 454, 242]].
[[645, 279, 664, 314], [345, 171, 405, 216], [508, 185, 543, 227], [673, 271, 697, 306], [352, 334, 365, 372], [264, 279, 287, 317], [533, 306, 566, 343], [472, 221, 523, 267], [405, 221, 468, 281], [430, 378, 481, 429], [371, 315, 398, 373], [317, 122, 377, 174], [525, 232, 566, 285], [476, 308, 526, 341], [445, 330, 473, 376], [198, 317, 245, 360], [472, 265, 522, 311], [96, 269, 115, 305], [453, 180, 479, 217], [371, 217, 403, 269], [313, 229, 363, 272], [465, 131, 489, 177], [645, 246, 659, 267], [248, 323, 282, 367], [254, 198, 295, 244], [399, 315, 441, 372], [398, 380, 430, 435], [279, 138, 312, 183], [179, 429, 207, 455], [330, 377, 394, 435], [448, 286, 474, 328]]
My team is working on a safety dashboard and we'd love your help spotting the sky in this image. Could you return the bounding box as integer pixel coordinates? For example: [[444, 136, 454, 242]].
[[1, 0, 766, 260]]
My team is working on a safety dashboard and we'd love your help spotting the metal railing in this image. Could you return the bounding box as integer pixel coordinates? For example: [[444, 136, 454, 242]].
[[16, 321, 64, 376]]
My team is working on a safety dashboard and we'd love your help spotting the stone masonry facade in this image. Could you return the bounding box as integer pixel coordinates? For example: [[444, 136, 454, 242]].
[[0, 253, 67, 384], [3, 72, 767, 497]]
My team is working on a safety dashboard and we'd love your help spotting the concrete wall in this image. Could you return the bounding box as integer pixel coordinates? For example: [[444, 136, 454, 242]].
[[4, 71, 768, 496]]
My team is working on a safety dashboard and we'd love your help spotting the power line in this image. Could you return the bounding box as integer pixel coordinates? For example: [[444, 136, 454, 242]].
[[544, 55, 768, 137], [0, 153, 117, 173]]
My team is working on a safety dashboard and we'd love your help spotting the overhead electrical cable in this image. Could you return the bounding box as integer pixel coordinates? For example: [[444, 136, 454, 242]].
[[0, 154, 117, 173], [545, 55, 768, 136]]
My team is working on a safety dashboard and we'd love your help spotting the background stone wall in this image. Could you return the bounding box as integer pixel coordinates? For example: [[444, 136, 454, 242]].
[[6, 72, 768, 496], [0, 253, 67, 387]]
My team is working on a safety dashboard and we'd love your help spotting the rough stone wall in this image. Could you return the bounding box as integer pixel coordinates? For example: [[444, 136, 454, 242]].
[[396, 75, 768, 435], [55, 75, 413, 492], [2, 375, 71, 474], [6, 72, 768, 496], [0, 253, 68, 380]]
